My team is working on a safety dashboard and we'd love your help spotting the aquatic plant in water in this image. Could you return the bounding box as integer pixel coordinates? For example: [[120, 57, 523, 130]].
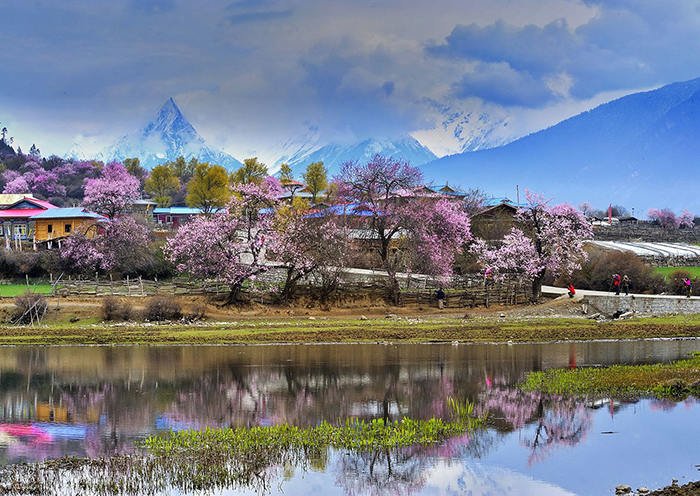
[[0, 403, 483, 496]]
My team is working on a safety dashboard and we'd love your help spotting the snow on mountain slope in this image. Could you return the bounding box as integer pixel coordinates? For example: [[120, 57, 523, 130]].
[[421, 77, 700, 211], [412, 100, 515, 157], [104, 98, 242, 169], [279, 136, 437, 177]]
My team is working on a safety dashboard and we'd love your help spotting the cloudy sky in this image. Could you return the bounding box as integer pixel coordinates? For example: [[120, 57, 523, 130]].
[[2, 0, 700, 161]]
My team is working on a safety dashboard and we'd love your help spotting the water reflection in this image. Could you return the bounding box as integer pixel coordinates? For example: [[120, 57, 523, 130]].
[[0, 341, 696, 495]]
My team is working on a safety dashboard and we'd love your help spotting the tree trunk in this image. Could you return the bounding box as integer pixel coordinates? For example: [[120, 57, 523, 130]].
[[387, 274, 401, 305], [531, 276, 543, 303], [226, 283, 243, 305]]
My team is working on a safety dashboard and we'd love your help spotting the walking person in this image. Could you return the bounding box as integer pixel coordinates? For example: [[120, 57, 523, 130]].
[[622, 274, 630, 296], [683, 277, 693, 298], [612, 273, 621, 295], [435, 287, 446, 309]]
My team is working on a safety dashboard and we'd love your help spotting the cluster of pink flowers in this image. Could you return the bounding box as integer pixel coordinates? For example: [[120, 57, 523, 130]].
[[83, 162, 140, 218], [648, 208, 695, 229], [472, 192, 592, 295]]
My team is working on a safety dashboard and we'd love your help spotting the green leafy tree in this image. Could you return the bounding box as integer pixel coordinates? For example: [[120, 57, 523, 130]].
[[167, 156, 197, 183], [232, 157, 268, 185], [145, 164, 180, 207], [303, 161, 327, 203], [186, 163, 230, 214], [123, 157, 147, 188], [279, 163, 293, 183]]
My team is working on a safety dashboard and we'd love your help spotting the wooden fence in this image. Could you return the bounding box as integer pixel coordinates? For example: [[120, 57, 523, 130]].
[[54, 272, 531, 308]]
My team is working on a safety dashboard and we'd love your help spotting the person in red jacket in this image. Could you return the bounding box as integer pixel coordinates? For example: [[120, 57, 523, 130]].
[[612, 273, 621, 295], [567, 282, 576, 298]]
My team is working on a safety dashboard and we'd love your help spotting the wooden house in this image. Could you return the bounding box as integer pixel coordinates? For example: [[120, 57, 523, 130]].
[[471, 199, 521, 241], [0, 196, 57, 241], [31, 207, 107, 243]]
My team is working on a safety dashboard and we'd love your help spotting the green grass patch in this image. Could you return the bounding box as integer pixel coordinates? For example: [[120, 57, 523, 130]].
[[653, 266, 700, 279], [521, 353, 700, 399], [0, 283, 52, 297], [0, 313, 698, 345]]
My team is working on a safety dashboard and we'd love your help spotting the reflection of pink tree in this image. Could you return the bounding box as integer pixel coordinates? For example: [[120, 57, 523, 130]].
[[477, 384, 592, 464], [335, 448, 427, 496], [524, 396, 590, 465]]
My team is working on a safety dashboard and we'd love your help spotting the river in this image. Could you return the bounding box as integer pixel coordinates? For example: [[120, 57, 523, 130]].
[[0, 339, 698, 495]]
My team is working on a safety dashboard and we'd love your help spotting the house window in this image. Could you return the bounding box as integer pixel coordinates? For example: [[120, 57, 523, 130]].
[[13, 224, 27, 239], [64, 224, 72, 233], [47, 224, 53, 234]]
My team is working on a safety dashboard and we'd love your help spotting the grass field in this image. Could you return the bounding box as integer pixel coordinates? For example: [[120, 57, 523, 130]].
[[0, 313, 697, 345], [653, 266, 700, 279], [0, 283, 53, 297]]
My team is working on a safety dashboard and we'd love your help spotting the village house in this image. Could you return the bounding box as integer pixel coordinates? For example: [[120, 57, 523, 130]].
[[0, 196, 57, 243], [152, 206, 214, 229], [31, 207, 107, 244], [470, 198, 522, 241]]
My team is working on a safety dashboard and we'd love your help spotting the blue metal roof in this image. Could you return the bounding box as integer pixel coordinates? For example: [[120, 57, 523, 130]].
[[153, 207, 211, 215], [30, 207, 106, 220], [305, 203, 376, 218]]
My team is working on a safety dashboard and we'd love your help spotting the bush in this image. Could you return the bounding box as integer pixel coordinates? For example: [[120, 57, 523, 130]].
[[569, 247, 665, 293], [102, 296, 133, 321], [12, 292, 48, 324], [667, 270, 697, 296], [143, 296, 182, 321], [185, 303, 207, 321]]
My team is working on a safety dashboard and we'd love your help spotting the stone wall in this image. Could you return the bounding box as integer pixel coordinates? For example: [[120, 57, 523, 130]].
[[583, 293, 700, 316], [593, 223, 699, 242]]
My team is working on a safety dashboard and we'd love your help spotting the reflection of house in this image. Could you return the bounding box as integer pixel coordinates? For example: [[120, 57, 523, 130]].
[[31, 208, 107, 242], [0, 196, 57, 241]]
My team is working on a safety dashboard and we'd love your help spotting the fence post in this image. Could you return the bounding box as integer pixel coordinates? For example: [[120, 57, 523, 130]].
[[127, 275, 131, 296], [139, 276, 144, 296], [110, 273, 113, 295]]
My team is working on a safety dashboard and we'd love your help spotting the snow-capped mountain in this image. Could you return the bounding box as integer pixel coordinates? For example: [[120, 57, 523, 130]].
[[271, 124, 323, 172], [278, 136, 437, 177], [104, 98, 242, 169], [422, 76, 700, 211], [412, 100, 515, 157]]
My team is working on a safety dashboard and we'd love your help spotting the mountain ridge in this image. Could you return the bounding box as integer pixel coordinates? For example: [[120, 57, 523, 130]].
[[103, 98, 243, 170], [421, 77, 700, 211]]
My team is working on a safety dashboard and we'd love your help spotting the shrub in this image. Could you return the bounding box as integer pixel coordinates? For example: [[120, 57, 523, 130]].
[[667, 270, 697, 296], [568, 247, 665, 293], [143, 296, 182, 321], [102, 296, 133, 321], [185, 303, 207, 321], [12, 292, 48, 324]]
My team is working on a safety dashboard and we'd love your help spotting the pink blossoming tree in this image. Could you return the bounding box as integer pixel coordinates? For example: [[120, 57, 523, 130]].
[[268, 201, 349, 301], [83, 162, 140, 218], [335, 155, 471, 302], [61, 216, 152, 275], [165, 182, 280, 303], [472, 192, 592, 300], [678, 209, 695, 229]]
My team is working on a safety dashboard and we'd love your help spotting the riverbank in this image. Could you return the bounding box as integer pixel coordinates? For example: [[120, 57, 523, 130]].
[[0, 312, 698, 345], [521, 353, 700, 399]]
